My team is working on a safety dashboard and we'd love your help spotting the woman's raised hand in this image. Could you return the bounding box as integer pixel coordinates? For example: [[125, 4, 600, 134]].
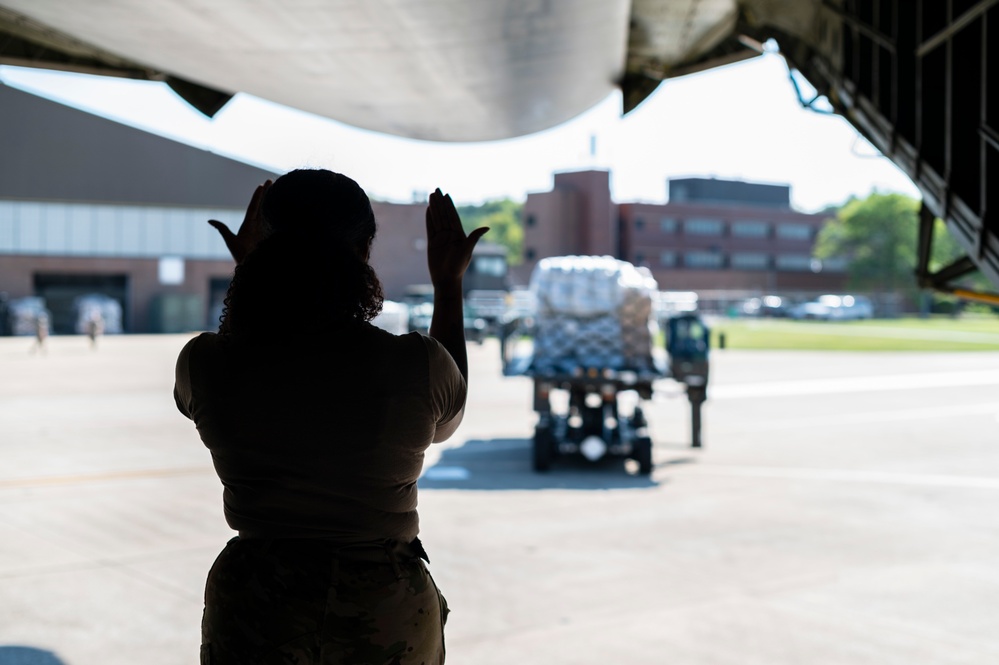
[[209, 180, 273, 264], [425, 188, 489, 287]]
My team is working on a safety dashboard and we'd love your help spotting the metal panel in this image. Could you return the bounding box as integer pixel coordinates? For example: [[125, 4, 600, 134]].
[[119, 209, 144, 256], [0, 201, 14, 251], [771, 0, 999, 289], [43, 202, 70, 254], [15, 202, 43, 253], [66, 204, 92, 255], [92, 205, 121, 256]]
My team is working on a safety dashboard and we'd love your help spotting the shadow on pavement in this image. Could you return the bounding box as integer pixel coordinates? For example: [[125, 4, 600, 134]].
[[419, 438, 660, 490], [0, 646, 67, 665]]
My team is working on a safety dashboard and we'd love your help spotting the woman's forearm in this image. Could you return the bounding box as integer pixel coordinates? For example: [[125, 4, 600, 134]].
[[429, 280, 468, 380]]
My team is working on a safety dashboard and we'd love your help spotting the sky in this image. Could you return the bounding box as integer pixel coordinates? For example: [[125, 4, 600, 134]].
[[0, 45, 920, 211]]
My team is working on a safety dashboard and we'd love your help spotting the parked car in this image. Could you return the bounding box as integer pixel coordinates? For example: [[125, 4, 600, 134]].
[[407, 302, 488, 344], [465, 289, 508, 328], [739, 295, 788, 317], [788, 294, 874, 320]]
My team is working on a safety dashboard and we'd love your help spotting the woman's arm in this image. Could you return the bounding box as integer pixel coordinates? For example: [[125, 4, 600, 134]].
[[425, 188, 486, 442], [425, 188, 488, 382]]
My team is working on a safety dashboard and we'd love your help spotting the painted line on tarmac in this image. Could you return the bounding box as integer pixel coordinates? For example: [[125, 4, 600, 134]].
[[728, 320, 999, 343], [795, 324, 999, 343], [860, 327, 999, 343], [0, 466, 213, 489], [715, 403, 998, 432], [676, 464, 999, 489], [708, 369, 999, 399]]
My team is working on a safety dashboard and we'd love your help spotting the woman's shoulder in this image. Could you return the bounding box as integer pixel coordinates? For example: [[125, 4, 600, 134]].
[[361, 323, 432, 357], [409, 332, 461, 377], [359, 325, 461, 375], [177, 331, 219, 360]]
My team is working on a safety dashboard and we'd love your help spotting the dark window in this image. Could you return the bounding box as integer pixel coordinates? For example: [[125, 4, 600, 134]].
[[730, 252, 770, 270], [685, 218, 724, 236], [776, 223, 812, 240], [660, 218, 678, 234], [684, 251, 724, 269], [731, 221, 770, 238], [526, 215, 537, 227], [775, 254, 813, 271], [473, 256, 507, 278]]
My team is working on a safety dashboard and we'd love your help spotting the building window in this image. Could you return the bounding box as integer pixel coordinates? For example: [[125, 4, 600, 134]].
[[474, 255, 507, 278], [660, 217, 677, 234], [730, 252, 770, 270], [731, 221, 770, 238], [660, 251, 677, 267], [525, 248, 536, 260], [525, 214, 536, 227], [776, 223, 812, 240], [684, 251, 724, 269], [822, 257, 849, 271], [0, 200, 243, 259], [684, 218, 724, 236], [775, 254, 813, 271], [634, 217, 645, 230]]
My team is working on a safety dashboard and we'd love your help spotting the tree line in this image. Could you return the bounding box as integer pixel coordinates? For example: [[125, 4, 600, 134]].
[[456, 199, 524, 265], [814, 192, 990, 305]]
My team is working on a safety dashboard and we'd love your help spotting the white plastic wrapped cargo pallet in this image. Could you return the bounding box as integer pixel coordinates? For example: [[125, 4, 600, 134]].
[[529, 255, 659, 372]]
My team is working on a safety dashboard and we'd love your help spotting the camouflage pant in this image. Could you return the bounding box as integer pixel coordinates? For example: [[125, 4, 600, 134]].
[[201, 537, 448, 664]]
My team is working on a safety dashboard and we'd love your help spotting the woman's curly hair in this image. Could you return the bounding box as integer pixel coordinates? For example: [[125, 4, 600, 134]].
[[218, 169, 384, 338]]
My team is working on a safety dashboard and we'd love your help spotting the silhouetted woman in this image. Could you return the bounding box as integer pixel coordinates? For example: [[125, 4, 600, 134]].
[[174, 169, 487, 664]]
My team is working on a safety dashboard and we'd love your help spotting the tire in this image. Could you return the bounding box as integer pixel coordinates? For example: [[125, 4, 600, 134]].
[[533, 425, 555, 472], [634, 436, 653, 475]]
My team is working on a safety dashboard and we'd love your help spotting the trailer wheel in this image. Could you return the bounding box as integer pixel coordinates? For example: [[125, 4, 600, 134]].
[[533, 425, 556, 472], [634, 436, 653, 475]]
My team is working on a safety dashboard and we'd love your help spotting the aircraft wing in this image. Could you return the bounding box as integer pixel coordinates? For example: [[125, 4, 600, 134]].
[[1, 0, 996, 292], [0, 0, 636, 142], [0, 0, 769, 142]]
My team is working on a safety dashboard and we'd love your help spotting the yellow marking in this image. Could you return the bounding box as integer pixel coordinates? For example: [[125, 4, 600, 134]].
[[951, 288, 999, 307]]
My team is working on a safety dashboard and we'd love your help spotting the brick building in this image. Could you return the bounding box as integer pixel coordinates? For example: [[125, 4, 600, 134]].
[[519, 170, 847, 296], [0, 83, 449, 333]]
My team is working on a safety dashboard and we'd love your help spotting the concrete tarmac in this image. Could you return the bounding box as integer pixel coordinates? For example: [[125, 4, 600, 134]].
[[1, 333, 998, 664]]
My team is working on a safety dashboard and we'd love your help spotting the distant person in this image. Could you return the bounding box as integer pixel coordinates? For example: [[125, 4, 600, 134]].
[[86, 313, 104, 350], [0, 292, 9, 337], [174, 169, 487, 664], [31, 313, 49, 355]]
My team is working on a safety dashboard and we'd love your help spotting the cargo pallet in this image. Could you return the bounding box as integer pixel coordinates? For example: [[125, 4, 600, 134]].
[[501, 312, 709, 475]]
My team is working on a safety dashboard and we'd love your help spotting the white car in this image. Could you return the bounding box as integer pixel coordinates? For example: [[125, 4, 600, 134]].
[[789, 294, 873, 320]]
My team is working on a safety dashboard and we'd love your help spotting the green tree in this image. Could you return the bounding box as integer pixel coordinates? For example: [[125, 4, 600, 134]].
[[814, 192, 966, 296], [456, 199, 524, 265]]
